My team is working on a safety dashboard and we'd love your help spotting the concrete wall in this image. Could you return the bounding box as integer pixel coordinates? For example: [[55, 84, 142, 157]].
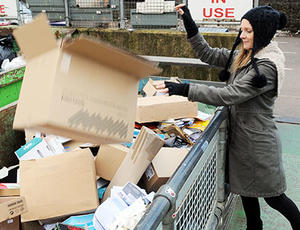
[[259, 0, 300, 33]]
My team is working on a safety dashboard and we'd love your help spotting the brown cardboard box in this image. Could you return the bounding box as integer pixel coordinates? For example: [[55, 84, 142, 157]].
[[141, 147, 189, 193], [20, 149, 99, 222], [0, 197, 26, 223], [0, 216, 20, 230], [142, 79, 157, 96], [142, 79, 161, 96], [142, 78, 181, 97], [136, 96, 198, 123], [96, 126, 164, 201], [0, 184, 20, 197], [95, 144, 129, 180], [13, 13, 160, 144]]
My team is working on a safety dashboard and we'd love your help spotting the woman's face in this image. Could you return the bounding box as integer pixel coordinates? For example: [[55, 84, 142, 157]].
[[240, 19, 254, 50]]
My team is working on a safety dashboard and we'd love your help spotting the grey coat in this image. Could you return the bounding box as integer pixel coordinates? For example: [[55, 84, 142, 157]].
[[187, 33, 286, 197]]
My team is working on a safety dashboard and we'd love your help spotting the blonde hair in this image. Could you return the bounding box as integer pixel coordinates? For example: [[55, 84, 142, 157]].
[[232, 45, 253, 72]]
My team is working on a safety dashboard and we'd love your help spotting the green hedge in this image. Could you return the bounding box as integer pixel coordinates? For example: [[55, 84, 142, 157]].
[[56, 28, 237, 80]]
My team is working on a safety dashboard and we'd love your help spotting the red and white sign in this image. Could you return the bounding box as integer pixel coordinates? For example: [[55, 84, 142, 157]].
[[189, 0, 253, 22], [0, 0, 18, 19]]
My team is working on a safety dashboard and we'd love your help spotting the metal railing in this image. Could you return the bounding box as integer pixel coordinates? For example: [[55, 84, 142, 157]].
[[135, 100, 230, 230]]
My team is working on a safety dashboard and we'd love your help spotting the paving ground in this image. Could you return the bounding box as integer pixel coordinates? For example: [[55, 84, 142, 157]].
[[274, 36, 300, 121], [228, 36, 300, 229], [229, 123, 300, 230]]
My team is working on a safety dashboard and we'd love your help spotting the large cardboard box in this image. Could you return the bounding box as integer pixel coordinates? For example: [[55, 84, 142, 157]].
[[13, 13, 160, 144], [19, 149, 99, 222], [141, 147, 189, 193], [136, 96, 198, 123], [0, 197, 26, 223], [96, 126, 164, 201]]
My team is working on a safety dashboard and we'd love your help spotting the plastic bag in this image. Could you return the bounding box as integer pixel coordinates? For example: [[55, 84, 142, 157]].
[[1, 56, 26, 71], [0, 35, 17, 67]]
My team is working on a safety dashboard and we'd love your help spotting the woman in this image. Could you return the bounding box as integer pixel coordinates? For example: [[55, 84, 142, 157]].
[[156, 5, 300, 230]]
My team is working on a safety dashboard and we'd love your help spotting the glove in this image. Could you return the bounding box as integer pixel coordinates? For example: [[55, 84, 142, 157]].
[[181, 6, 199, 38], [165, 81, 190, 97]]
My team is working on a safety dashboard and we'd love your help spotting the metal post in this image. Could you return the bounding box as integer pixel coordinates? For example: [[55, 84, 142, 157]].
[[16, 0, 21, 25], [120, 0, 125, 29], [254, 0, 259, 7], [64, 0, 70, 27]]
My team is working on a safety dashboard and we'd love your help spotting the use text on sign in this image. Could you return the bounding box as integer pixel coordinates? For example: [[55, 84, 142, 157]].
[[188, 0, 253, 22]]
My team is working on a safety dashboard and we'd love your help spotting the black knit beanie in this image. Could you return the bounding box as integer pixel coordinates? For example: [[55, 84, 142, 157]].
[[219, 6, 287, 88]]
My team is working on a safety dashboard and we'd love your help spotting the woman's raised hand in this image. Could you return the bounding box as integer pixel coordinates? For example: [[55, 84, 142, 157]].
[[175, 4, 185, 15]]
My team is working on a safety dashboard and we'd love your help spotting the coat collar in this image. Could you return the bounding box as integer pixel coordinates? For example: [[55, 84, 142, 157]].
[[254, 41, 285, 94]]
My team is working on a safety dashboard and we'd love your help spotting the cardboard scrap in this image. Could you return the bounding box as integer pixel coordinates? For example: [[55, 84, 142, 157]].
[[100, 126, 164, 201], [162, 124, 194, 145]]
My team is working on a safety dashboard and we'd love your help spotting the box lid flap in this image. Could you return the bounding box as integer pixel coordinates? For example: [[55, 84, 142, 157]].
[[13, 13, 57, 60], [152, 147, 189, 177], [63, 37, 161, 79]]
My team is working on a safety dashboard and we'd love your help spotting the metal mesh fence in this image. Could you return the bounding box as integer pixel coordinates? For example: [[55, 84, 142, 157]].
[[26, 0, 118, 27], [174, 135, 218, 230], [25, 0, 184, 29], [127, 0, 180, 29]]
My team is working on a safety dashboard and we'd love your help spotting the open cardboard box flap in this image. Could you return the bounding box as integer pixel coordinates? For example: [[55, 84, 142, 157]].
[[13, 14, 57, 60], [63, 36, 160, 79], [14, 13, 160, 79]]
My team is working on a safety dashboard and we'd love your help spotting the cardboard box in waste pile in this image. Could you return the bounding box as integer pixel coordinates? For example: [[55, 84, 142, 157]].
[[136, 95, 198, 123], [0, 183, 20, 197], [95, 144, 129, 180], [19, 148, 99, 222], [12, 13, 160, 144], [0, 196, 26, 223], [140, 147, 189, 193], [142, 77, 181, 97], [142, 78, 163, 96], [96, 126, 164, 201]]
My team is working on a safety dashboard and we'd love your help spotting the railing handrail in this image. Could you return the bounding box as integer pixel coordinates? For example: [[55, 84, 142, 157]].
[[140, 55, 211, 68]]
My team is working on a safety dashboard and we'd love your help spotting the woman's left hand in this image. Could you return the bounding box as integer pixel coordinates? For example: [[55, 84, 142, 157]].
[[155, 82, 169, 95], [156, 81, 190, 97]]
